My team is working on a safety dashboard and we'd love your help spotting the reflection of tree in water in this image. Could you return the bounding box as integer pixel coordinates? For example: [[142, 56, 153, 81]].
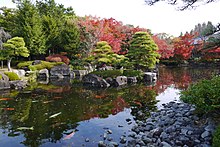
[[154, 67, 219, 94], [122, 85, 158, 121]]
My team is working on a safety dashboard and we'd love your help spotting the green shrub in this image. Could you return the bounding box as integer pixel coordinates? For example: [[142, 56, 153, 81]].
[[91, 70, 123, 78], [17, 61, 33, 69], [180, 76, 220, 113], [28, 65, 37, 71], [4, 72, 20, 81], [0, 74, 2, 79], [213, 125, 220, 147], [19, 61, 64, 71]]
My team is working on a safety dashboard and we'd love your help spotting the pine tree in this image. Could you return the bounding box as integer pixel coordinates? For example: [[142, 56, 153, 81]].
[[86, 41, 126, 68], [15, 0, 46, 56], [60, 19, 80, 58], [2, 37, 29, 71], [126, 32, 160, 70]]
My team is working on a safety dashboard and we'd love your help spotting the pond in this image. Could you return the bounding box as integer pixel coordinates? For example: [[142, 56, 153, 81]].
[[0, 67, 219, 147]]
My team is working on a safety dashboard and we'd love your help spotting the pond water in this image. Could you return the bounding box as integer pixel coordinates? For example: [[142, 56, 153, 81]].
[[0, 67, 219, 147]]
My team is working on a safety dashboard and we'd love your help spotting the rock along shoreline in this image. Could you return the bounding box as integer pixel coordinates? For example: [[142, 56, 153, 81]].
[[126, 101, 215, 147], [99, 101, 216, 147]]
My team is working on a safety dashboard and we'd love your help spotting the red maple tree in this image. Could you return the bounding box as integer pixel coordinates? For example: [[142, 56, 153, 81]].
[[152, 35, 174, 59], [173, 33, 195, 60]]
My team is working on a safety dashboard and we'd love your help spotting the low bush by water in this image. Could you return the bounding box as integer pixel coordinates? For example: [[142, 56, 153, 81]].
[[213, 125, 220, 147], [180, 76, 220, 113]]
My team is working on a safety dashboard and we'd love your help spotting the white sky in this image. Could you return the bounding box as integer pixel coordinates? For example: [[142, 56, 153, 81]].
[[1, 0, 220, 36]]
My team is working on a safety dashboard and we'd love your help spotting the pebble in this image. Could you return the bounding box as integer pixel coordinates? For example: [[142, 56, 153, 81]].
[[125, 101, 215, 147]]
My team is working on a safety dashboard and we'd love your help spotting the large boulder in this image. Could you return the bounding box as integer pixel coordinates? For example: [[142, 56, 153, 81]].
[[38, 69, 49, 79], [50, 64, 70, 77], [0, 73, 10, 90], [82, 74, 110, 88], [112, 76, 127, 87], [143, 72, 157, 82], [127, 77, 138, 84], [9, 80, 27, 90]]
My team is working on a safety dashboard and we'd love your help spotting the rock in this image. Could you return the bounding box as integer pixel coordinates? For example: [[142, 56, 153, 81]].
[[83, 63, 94, 72], [69, 71, 75, 79], [109, 141, 119, 147], [127, 77, 137, 84], [126, 118, 132, 122], [152, 127, 163, 137], [38, 69, 49, 79], [82, 74, 110, 88], [107, 137, 113, 141], [72, 70, 88, 77], [142, 135, 152, 144], [112, 76, 127, 87], [103, 133, 107, 140], [32, 60, 41, 65], [143, 72, 157, 82], [0, 73, 10, 90], [98, 141, 106, 147], [107, 129, 112, 134], [12, 69, 25, 78], [106, 77, 114, 86], [50, 64, 70, 76], [98, 66, 113, 71], [201, 131, 210, 139], [120, 135, 127, 144], [161, 141, 172, 147], [160, 132, 168, 140], [9, 80, 27, 90], [85, 138, 89, 142]]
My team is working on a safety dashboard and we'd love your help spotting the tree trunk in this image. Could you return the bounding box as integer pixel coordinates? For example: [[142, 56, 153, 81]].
[[1, 61, 3, 69], [7, 58, 12, 71]]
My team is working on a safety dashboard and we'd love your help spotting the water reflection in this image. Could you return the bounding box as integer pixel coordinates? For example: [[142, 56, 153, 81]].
[[0, 67, 218, 146]]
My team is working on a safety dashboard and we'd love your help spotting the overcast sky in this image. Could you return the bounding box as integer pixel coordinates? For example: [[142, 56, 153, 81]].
[[1, 0, 220, 36]]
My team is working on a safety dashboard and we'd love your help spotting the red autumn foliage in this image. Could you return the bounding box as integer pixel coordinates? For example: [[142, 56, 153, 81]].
[[152, 35, 174, 59], [173, 33, 195, 60], [46, 54, 70, 65], [78, 16, 149, 54]]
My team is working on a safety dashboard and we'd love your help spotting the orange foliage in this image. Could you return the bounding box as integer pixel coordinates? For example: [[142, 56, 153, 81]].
[[173, 33, 194, 60]]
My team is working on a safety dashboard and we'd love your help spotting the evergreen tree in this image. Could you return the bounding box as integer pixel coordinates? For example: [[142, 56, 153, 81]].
[[36, 0, 76, 54], [15, 0, 46, 56], [2, 37, 29, 71], [0, 7, 17, 35], [126, 32, 160, 70], [60, 18, 80, 58], [86, 41, 126, 68]]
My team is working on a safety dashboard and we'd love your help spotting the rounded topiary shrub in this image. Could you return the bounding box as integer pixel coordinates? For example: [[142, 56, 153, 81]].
[[4, 72, 20, 81]]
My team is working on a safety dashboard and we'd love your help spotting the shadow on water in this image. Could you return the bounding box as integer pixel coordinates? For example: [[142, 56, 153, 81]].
[[0, 66, 219, 146]]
